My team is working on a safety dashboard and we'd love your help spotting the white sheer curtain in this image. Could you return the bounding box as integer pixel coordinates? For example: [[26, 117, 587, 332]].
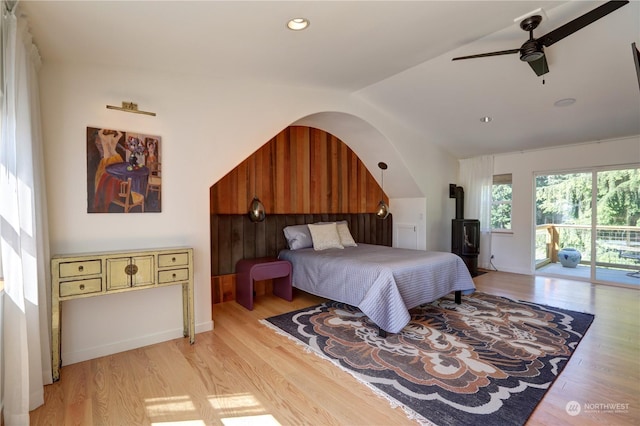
[[459, 155, 493, 270], [1, 3, 52, 424]]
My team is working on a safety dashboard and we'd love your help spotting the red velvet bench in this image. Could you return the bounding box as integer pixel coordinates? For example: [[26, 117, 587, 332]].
[[235, 257, 292, 310]]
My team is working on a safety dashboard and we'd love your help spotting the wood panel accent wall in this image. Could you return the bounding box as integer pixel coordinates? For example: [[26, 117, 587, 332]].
[[209, 126, 388, 215], [209, 126, 390, 304]]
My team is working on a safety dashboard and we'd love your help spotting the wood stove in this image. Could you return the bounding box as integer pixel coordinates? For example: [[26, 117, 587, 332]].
[[449, 184, 480, 276]]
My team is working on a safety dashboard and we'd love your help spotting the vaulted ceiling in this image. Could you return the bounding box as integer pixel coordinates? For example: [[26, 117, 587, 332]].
[[19, 1, 640, 159]]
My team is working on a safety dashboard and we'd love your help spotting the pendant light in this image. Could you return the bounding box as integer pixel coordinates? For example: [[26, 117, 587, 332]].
[[249, 196, 266, 222], [248, 162, 266, 222], [376, 162, 390, 220]]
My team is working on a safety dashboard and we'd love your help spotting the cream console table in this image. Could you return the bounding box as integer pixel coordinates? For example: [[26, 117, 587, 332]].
[[51, 247, 194, 381]]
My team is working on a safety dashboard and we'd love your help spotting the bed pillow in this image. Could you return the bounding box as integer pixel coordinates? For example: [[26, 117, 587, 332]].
[[336, 221, 358, 247], [308, 223, 344, 251], [283, 224, 313, 250], [315, 220, 358, 247]]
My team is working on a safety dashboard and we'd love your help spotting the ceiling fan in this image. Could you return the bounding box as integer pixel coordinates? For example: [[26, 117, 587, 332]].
[[452, 0, 629, 77]]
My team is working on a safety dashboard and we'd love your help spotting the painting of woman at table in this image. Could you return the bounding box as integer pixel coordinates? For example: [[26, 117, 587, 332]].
[[87, 126, 162, 213]]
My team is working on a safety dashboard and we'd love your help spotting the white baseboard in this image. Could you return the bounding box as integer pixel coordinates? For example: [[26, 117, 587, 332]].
[[197, 319, 214, 333], [493, 265, 532, 275], [61, 320, 214, 366]]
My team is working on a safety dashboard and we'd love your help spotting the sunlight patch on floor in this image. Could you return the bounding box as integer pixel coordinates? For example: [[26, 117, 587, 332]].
[[210, 393, 281, 425], [145, 392, 281, 424], [209, 392, 267, 416], [221, 414, 281, 426], [146, 395, 198, 421], [146, 395, 196, 414]]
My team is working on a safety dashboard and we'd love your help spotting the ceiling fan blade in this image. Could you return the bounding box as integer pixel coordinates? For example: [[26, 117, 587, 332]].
[[452, 48, 520, 61], [528, 55, 549, 76], [539, 0, 629, 47]]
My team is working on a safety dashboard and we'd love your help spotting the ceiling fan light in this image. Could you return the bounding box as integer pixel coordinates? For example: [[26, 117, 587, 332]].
[[520, 50, 544, 62], [519, 39, 544, 62]]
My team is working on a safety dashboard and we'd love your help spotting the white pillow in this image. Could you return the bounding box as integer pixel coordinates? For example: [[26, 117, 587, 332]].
[[336, 221, 357, 247], [308, 223, 344, 251]]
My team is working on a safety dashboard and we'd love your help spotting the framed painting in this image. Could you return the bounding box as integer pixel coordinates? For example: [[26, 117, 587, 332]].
[[87, 127, 162, 213]]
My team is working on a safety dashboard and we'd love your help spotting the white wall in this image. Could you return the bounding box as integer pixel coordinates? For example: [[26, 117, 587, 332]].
[[492, 136, 640, 274], [390, 198, 427, 250], [39, 62, 459, 365]]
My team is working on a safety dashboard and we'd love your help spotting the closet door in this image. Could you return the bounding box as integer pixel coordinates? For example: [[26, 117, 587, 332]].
[[396, 224, 417, 249]]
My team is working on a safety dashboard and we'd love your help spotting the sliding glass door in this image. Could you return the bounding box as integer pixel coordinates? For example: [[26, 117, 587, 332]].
[[594, 168, 640, 284], [535, 166, 639, 286], [535, 172, 592, 280]]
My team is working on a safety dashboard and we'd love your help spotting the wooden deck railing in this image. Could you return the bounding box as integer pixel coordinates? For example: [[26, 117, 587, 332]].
[[535, 224, 640, 270]]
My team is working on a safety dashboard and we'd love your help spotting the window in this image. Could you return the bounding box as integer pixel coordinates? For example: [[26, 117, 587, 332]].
[[491, 173, 512, 231]]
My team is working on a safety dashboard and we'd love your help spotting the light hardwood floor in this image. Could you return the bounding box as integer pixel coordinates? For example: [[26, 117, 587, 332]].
[[30, 272, 640, 425]]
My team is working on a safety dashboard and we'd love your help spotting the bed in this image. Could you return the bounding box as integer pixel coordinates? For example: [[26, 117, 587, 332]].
[[278, 221, 476, 335]]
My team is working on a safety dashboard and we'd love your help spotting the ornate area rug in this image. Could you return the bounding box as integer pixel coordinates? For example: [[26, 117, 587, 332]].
[[262, 292, 594, 425]]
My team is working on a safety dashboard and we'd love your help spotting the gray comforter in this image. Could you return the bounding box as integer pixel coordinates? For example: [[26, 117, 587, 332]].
[[278, 244, 476, 333]]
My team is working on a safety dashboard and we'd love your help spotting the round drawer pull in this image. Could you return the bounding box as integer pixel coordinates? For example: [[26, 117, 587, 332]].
[[78, 265, 84, 272], [79, 284, 85, 290], [172, 273, 177, 279], [125, 264, 139, 276], [172, 257, 176, 262]]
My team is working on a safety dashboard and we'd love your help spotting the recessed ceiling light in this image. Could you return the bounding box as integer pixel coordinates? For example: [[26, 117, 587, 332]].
[[554, 98, 576, 107], [480, 116, 492, 123], [287, 18, 309, 31]]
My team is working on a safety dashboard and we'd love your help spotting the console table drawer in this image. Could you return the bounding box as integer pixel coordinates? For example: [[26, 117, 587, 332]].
[[158, 252, 189, 268], [59, 278, 102, 297], [158, 268, 189, 284], [59, 260, 102, 278]]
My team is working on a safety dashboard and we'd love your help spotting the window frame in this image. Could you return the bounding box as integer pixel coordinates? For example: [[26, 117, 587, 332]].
[[491, 173, 513, 232]]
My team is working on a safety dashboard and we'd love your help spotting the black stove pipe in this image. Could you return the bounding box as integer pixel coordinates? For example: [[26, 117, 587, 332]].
[[449, 184, 464, 219]]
